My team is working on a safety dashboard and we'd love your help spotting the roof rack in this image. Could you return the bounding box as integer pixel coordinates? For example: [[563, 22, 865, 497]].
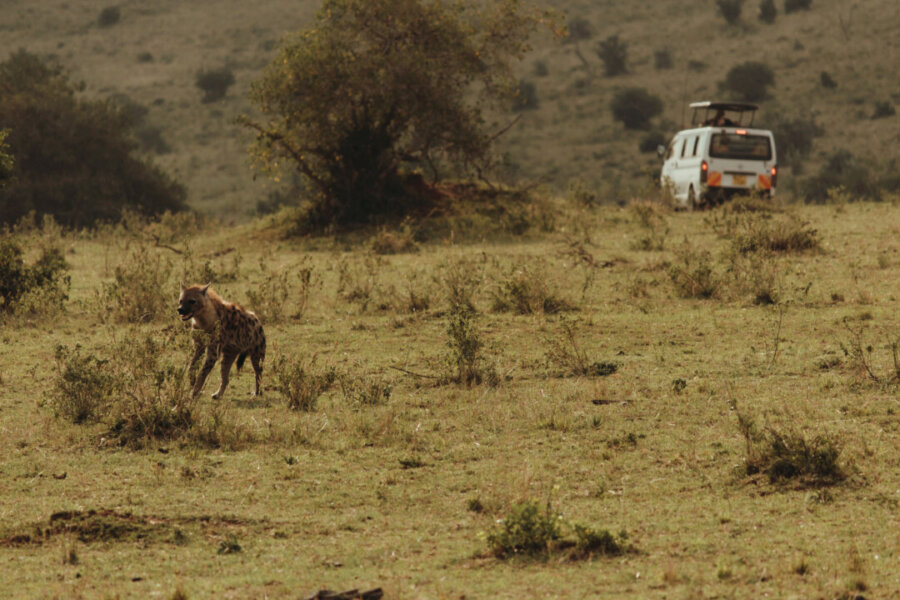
[[689, 101, 758, 128]]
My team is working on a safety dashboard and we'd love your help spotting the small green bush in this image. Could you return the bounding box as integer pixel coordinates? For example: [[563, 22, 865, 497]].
[[872, 101, 896, 119], [610, 88, 663, 130], [490, 265, 573, 315], [340, 373, 392, 408], [544, 319, 618, 377], [722, 61, 775, 102], [716, 0, 744, 24], [97, 243, 173, 323], [0, 238, 70, 314], [570, 524, 626, 558], [48, 345, 117, 424], [758, 0, 777, 23], [731, 213, 819, 254], [97, 6, 121, 27], [487, 501, 562, 558], [667, 245, 721, 299], [820, 71, 837, 89], [442, 306, 497, 387], [271, 355, 337, 411], [766, 114, 823, 167], [653, 48, 673, 70], [594, 35, 628, 77], [737, 409, 845, 486], [195, 67, 235, 103]]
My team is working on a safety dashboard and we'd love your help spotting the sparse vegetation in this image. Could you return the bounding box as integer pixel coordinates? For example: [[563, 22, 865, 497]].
[[784, 0, 812, 13], [97, 6, 121, 27]]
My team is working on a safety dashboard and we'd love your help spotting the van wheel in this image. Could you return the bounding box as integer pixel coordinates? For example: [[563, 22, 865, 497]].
[[688, 186, 700, 211]]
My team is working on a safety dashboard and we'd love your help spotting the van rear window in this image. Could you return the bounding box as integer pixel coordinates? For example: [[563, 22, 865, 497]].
[[709, 133, 772, 160]]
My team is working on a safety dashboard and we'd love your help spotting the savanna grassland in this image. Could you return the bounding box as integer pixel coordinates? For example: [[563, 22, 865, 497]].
[[2, 0, 897, 217], [2, 197, 900, 599]]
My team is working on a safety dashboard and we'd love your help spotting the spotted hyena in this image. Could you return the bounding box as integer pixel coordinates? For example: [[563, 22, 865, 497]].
[[177, 283, 266, 399]]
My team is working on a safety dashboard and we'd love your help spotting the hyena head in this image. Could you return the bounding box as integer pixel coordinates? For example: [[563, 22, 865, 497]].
[[177, 283, 212, 323]]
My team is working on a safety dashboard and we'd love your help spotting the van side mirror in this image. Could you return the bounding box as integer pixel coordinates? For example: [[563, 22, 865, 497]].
[[656, 145, 666, 158]]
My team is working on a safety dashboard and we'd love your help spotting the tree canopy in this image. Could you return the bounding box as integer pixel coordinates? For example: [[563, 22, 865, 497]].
[[242, 0, 557, 228], [0, 51, 186, 228]]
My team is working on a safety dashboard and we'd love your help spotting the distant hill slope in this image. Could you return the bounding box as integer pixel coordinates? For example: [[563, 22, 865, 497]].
[[2, 0, 897, 217]]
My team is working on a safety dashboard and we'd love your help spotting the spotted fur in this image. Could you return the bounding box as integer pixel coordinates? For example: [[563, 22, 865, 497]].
[[177, 283, 266, 399]]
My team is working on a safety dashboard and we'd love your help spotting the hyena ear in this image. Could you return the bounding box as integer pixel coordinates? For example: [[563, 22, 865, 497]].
[[180, 282, 186, 292], [201, 283, 211, 296]]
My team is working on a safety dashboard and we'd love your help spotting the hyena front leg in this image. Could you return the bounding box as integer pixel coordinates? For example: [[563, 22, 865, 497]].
[[212, 350, 239, 400], [192, 346, 219, 398], [187, 339, 205, 387]]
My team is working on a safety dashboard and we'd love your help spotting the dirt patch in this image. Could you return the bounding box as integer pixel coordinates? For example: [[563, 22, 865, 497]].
[[0, 509, 265, 547]]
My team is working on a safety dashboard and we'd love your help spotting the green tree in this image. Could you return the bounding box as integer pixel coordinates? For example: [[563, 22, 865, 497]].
[[241, 0, 557, 228], [0, 51, 186, 228], [610, 88, 663, 130], [722, 61, 775, 102]]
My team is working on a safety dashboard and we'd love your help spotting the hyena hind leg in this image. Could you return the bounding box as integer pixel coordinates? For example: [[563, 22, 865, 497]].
[[250, 351, 264, 398], [212, 351, 239, 400]]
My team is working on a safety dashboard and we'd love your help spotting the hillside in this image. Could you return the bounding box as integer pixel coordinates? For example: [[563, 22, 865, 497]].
[[2, 0, 898, 217]]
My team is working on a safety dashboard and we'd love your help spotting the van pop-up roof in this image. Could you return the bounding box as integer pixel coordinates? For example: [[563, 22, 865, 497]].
[[689, 101, 758, 128]]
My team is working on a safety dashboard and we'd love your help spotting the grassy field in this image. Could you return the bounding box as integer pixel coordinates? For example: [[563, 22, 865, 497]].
[[2, 197, 900, 598], [2, 0, 897, 217]]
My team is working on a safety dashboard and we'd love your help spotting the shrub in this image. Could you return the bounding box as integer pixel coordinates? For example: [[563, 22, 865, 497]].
[[97, 244, 173, 323], [0, 129, 12, 184], [716, 0, 744, 24], [872, 101, 896, 119], [511, 79, 539, 111], [819, 71, 837, 89], [544, 319, 618, 377], [490, 265, 573, 315], [629, 199, 669, 251], [195, 67, 235, 103], [566, 16, 593, 42], [766, 114, 823, 167], [758, 0, 777, 23], [0, 238, 70, 314], [570, 524, 626, 558], [736, 408, 845, 486], [271, 354, 337, 411], [486, 501, 562, 558], [801, 151, 880, 203], [443, 306, 496, 387], [340, 373, 392, 408], [784, 0, 811, 13], [667, 245, 721, 299], [653, 48, 673, 70], [47, 345, 116, 424], [594, 35, 628, 77], [437, 256, 482, 314], [722, 61, 775, 102], [730, 212, 819, 254], [610, 88, 663, 130], [244, 257, 291, 323], [0, 51, 186, 227], [97, 6, 121, 27]]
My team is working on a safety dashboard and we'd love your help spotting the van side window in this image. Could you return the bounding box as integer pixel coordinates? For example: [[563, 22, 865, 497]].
[[692, 136, 699, 156], [680, 138, 687, 158]]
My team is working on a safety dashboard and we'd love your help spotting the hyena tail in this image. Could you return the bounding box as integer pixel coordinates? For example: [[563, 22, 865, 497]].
[[236, 351, 249, 372]]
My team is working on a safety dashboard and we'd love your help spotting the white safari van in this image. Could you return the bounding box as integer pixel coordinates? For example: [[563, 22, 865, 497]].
[[659, 101, 777, 209]]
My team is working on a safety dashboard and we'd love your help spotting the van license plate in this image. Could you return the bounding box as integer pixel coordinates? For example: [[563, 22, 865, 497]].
[[732, 175, 747, 186]]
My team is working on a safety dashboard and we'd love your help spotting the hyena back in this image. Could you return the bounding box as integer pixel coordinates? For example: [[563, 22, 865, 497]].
[[177, 283, 266, 399]]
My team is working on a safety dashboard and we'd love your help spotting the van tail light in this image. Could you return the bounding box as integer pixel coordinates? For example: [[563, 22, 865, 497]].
[[700, 160, 708, 184], [771, 165, 777, 188]]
